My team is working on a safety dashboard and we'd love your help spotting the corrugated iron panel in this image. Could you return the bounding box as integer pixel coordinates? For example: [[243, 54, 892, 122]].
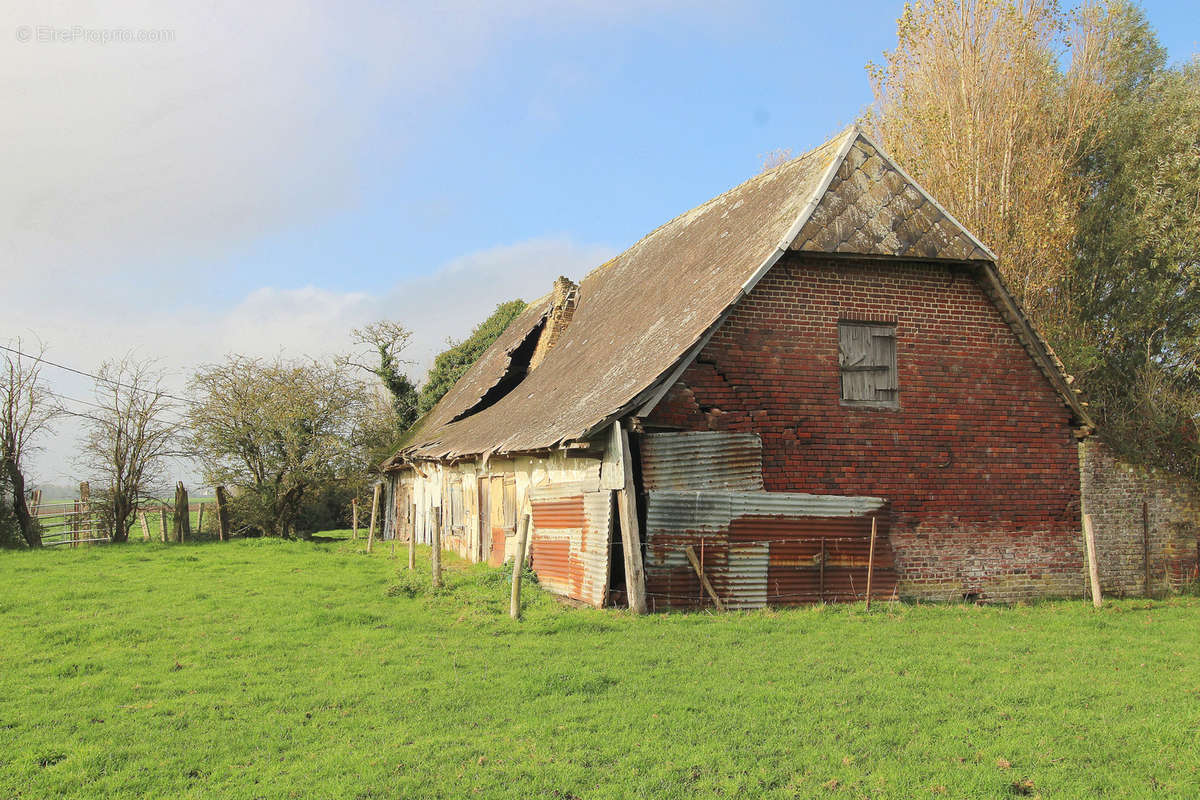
[[643, 489, 893, 610], [724, 542, 769, 609], [528, 491, 612, 608], [640, 432, 764, 492]]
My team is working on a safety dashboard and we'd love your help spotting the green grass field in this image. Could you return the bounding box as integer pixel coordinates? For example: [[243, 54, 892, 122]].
[[1, 537, 1197, 799]]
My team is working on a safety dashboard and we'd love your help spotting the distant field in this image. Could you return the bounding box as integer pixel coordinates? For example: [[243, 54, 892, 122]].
[[1, 537, 1198, 799]]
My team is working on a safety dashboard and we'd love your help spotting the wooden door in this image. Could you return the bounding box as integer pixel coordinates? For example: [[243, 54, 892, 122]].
[[488, 476, 506, 566]]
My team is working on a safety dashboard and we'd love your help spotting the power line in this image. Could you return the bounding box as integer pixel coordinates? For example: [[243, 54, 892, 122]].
[[0, 342, 195, 405]]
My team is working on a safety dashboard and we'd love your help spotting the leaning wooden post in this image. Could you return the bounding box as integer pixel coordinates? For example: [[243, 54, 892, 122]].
[[615, 422, 648, 614], [351, 497, 359, 541], [159, 506, 168, 543], [367, 482, 380, 553], [1083, 513, 1103, 608], [214, 486, 230, 541], [28, 489, 42, 518], [685, 545, 725, 611], [510, 512, 532, 619], [139, 511, 151, 542], [431, 507, 443, 589], [196, 503, 205, 536], [865, 516, 878, 611]]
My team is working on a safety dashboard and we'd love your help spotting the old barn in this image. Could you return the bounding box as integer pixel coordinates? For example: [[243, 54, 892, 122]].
[[382, 126, 1098, 609]]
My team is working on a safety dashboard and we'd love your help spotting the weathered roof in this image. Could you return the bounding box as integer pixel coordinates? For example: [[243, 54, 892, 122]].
[[394, 127, 1089, 463]]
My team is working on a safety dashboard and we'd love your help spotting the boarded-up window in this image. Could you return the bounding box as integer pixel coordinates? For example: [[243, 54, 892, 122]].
[[450, 483, 465, 529], [838, 321, 898, 406], [502, 477, 517, 531]]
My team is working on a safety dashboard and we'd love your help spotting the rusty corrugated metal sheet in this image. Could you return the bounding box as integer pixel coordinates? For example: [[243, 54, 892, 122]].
[[528, 488, 612, 608], [640, 432, 764, 492], [644, 490, 893, 610]]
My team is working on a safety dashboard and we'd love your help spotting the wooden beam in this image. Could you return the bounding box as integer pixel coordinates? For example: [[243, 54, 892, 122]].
[[684, 546, 725, 611], [615, 422, 648, 614], [1083, 513, 1103, 608]]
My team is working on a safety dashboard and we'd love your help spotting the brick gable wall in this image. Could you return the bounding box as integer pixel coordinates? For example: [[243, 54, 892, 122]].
[[645, 253, 1085, 601]]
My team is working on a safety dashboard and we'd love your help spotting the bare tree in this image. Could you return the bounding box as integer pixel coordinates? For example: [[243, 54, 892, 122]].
[[1, 339, 60, 547], [339, 321, 419, 432], [79, 357, 181, 543]]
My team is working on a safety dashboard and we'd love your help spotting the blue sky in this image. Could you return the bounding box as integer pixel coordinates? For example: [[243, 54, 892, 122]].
[[2, 0, 1196, 483]]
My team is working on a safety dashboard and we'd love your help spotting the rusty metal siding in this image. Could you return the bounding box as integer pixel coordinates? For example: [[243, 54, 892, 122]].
[[644, 489, 892, 610], [529, 487, 612, 608], [641, 432, 764, 492]]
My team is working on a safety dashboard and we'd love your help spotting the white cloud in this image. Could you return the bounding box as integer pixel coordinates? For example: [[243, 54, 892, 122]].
[[13, 236, 613, 484]]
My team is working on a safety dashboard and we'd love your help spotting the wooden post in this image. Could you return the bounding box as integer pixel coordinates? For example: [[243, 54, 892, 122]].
[[214, 486, 230, 541], [173, 482, 190, 543], [1083, 513, 1103, 608], [351, 497, 359, 541], [1142, 500, 1152, 597], [367, 482, 380, 553], [510, 513, 532, 619], [615, 423, 648, 614], [139, 511, 151, 542], [865, 517, 878, 611], [431, 507, 443, 589], [196, 503, 205, 536], [408, 503, 417, 570], [28, 489, 41, 518], [685, 545, 725, 611], [79, 482, 91, 546], [159, 506, 168, 543]]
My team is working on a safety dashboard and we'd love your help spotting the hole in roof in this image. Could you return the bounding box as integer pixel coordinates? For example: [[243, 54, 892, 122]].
[[448, 317, 546, 424]]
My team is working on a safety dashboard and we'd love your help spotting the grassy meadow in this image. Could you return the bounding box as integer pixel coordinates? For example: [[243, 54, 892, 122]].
[[1, 536, 1197, 799]]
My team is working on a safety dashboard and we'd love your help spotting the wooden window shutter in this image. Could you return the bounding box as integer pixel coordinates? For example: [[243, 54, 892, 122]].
[[839, 322, 898, 405]]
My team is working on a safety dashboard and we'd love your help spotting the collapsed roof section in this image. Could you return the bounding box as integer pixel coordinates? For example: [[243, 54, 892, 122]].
[[389, 127, 1090, 466]]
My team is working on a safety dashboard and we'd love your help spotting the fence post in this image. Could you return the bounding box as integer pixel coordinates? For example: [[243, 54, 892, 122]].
[[408, 503, 416, 571], [510, 513, 532, 619], [214, 486, 230, 541], [431, 507, 443, 589], [139, 511, 151, 542], [29, 489, 41, 518], [367, 482, 380, 553], [173, 482, 190, 543], [159, 506, 168, 543], [351, 497, 359, 541], [1083, 513, 1103, 608], [79, 482, 91, 546], [865, 516, 878, 611], [196, 503, 205, 536]]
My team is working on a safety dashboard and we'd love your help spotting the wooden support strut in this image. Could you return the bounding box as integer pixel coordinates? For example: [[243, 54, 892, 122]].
[[431, 507, 443, 589], [351, 498, 359, 541], [615, 422, 648, 614], [685, 546, 725, 612]]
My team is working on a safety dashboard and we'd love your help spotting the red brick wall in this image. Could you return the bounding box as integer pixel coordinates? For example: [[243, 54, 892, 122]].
[[645, 254, 1085, 601]]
